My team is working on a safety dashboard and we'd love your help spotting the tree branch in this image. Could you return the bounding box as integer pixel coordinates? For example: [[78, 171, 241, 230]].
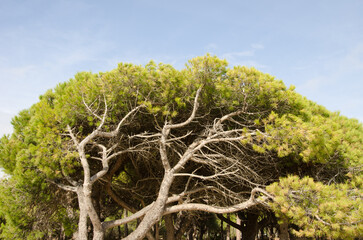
[[47, 179, 77, 192], [97, 105, 145, 138], [165, 88, 201, 130], [67, 125, 79, 147], [217, 214, 243, 231], [102, 187, 273, 230], [174, 169, 239, 180], [159, 88, 202, 172]]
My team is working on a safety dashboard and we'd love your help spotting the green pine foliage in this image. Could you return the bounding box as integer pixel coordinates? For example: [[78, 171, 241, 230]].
[[267, 176, 362, 239], [0, 55, 362, 239]]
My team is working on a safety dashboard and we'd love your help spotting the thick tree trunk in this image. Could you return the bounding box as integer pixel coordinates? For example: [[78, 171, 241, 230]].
[[164, 215, 175, 240], [279, 218, 290, 240], [83, 184, 104, 240], [76, 187, 88, 240], [123, 172, 174, 240], [75, 186, 104, 240], [241, 212, 259, 240]]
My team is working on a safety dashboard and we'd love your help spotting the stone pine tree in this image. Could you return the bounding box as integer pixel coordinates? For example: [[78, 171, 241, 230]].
[[0, 55, 362, 239]]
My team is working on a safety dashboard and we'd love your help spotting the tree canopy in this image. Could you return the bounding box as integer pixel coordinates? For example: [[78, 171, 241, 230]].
[[0, 55, 362, 239]]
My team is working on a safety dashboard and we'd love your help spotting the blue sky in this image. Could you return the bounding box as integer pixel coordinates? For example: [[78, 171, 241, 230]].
[[1, 0, 363, 138]]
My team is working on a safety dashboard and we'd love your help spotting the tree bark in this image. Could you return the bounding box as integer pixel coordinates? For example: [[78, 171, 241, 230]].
[[124, 210, 129, 237], [188, 228, 194, 240], [123, 172, 175, 240], [221, 217, 224, 239], [155, 222, 159, 239], [236, 214, 241, 240], [83, 184, 104, 240], [226, 214, 230, 240], [240, 212, 259, 240], [279, 218, 290, 240], [164, 215, 175, 240], [175, 215, 192, 240], [76, 187, 88, 240]]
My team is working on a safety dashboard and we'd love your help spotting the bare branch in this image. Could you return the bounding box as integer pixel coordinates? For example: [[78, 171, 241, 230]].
[[67, 125, 79, 147], [102, 203, 154, 230], [250, 187, 275, 200], [160, 129, 171, 171], [97, 105, 145, 138], [174, 169, 239, 180], [102, 186, 272, 231], [63, 174, 78, 187], [105, 149, 139, 162], [164, 187, 273, 215], [47, 179, 77, 192], [82, 95, 103, 121], [172, 132, 256, 173], [158, 89, 201, 171], [314, 214, 331, 226], [103, 186, 216, 230], [164, 201, 255, 215], [165, 88, 202, 130], [90, 144, 108, 184]]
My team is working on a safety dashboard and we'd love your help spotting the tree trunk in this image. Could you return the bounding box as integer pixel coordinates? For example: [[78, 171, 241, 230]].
[[279, 218, 289, 240], [164, 215, 175, 240], [124, 210, 129, 237], [175, 216, 192, 240], [83, 184, 104, 240], [188, 228, 194, 240], [155, 222, 159, 239], [76, 187, 88, 240], [123, 172, 174, 240], [241, 212, 259, 240], [235, 214, 241, 240], [118, 225, 121, 239], [199, 224, 205, 240], [226, 214, 230, 240], [221, 217, 224, 239]]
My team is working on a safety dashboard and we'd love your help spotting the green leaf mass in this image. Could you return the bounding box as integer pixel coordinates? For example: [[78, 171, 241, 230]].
[[0, 55, 361, 239]]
